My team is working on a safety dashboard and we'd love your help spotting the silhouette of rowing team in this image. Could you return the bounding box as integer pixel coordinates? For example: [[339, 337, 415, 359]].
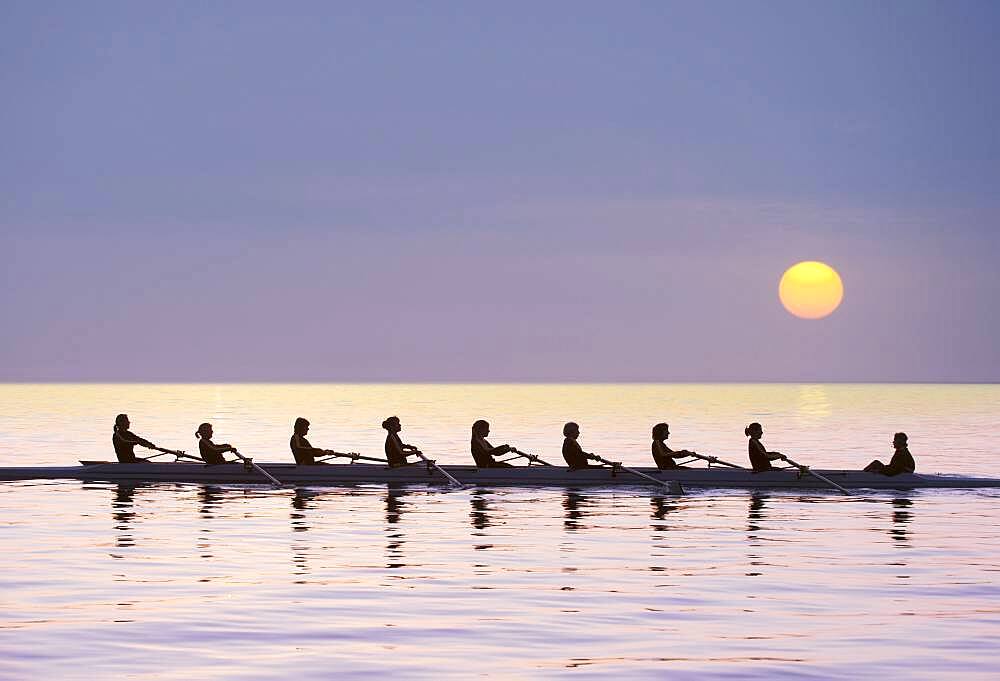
[[112, 414, 916, 477]]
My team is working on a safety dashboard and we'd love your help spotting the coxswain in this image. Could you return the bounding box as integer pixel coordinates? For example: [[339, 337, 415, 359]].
[[745, 422, 786, 472], [651, 422, 697, 469], [471, 420, 513, 468], [562, 422, 599, 469], [382, 416, 420, 467], [864, 432, 915, 476], [290, 417, 332, 465], [112, 414, 157, 463], [195, 423, 238, 465]]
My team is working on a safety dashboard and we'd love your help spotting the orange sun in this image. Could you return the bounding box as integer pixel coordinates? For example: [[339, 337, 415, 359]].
[[779, 261, 844, 319]]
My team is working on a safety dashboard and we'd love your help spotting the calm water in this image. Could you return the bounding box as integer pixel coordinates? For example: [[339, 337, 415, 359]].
[[1, 384, 999, 678]]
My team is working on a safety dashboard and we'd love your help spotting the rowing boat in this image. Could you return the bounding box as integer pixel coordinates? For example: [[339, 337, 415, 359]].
[[0, 461, 998, 490]]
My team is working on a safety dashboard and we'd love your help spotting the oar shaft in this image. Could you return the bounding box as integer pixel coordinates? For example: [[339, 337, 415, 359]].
[[318, 451, 388, 464], [232, 452, 283, 487], [686, 452, 746, 469], [509, 448, 554, 466], [782, 457, 851, 495], [591, 454, 679, 493], [412, 450, 463, 487], [150, 446, 203, 463]]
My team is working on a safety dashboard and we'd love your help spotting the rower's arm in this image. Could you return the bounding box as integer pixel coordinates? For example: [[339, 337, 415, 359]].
[[118, 432, 156, 448], [205, 442, 236, 454]]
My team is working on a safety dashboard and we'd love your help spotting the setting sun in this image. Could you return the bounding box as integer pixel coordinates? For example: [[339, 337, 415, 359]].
[[779, 261, 844, 319]]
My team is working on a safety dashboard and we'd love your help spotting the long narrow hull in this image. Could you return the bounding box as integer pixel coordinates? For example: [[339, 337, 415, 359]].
[[1, 462, 998, 490]]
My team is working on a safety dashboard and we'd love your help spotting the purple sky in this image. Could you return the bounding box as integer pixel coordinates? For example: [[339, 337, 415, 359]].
[[2, 1, 999, 381]]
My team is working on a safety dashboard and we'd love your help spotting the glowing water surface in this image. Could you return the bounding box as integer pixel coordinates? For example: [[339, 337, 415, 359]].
[[1, 384, 998, 678]]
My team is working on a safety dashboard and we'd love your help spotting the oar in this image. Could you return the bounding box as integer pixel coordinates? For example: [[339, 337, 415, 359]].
[[590, 453, 682, 494], [316, 451, 389, 464], [230, 450, 284, 487], [781, 456, 851, 495], [681, 452, 747, 469], [507, 448, 554, 466], [411, 450, 464, 488], [147, 446, 202, 462]]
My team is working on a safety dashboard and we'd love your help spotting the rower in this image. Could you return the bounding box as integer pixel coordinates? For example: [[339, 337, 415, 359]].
[[745, 422, 786, 472], [651, 422, 697, 469], [562, 422, 599, 469], [195, 423, 238, 465], [290, 417, 332, 465], [864, 432, 915, 476], [112, 414, 157, 463], [382, 416, 421, 467], [471, 420, 513, 468]]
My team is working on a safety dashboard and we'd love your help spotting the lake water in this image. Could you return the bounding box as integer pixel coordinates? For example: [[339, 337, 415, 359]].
[[1, 384, 999, 678]]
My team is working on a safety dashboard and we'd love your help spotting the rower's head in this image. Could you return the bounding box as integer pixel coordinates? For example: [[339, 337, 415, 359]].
[[382, 416, 401, 433], [294, 417, 310, 435], [652, 422, 670, 441], [563, 422, 580, 439], [472, 420, 490, 437], [195, 422, 213, 440], [745, 422, 763, 439], [114, 413, 130, 432], [893, 432, 908, 449]]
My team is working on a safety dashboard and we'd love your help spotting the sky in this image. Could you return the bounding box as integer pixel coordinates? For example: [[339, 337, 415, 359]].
[[2, 1, 999, 382]]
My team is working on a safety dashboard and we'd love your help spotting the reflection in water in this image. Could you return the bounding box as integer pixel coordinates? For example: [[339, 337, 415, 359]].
[[470, 490, 496, 551], [890, 497, 914, 546], [563, 490, 593, 532], [111, 484, 139, 551], [385, 486, 409, 569], [650, 495, 678, 527], [291, 488, 321, 577], [746, 492, 770, 577], [470, 491, 493, 531], [747, 492, 769, 533], [796, 384, 832, 420], [197, 486, 225, 560], [649, 495, 680, 573]]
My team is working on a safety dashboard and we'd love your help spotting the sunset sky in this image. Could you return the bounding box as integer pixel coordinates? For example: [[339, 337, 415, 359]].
[[2, 1, 998, 381]]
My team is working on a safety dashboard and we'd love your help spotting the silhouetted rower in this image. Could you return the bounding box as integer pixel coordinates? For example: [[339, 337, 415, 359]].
[[290, 417, 330, 465], [112, 414, 156, 463], [562, 422, 599, 469], [471, 420, 513, 468], [382, 416, 419, 467], [195, 422, 237, 465], [864, 432, 916, 476], [745, 422, 786, 472], [650, 422, 695, 470]]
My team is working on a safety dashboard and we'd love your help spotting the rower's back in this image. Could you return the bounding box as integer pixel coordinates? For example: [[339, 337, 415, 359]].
[[471, 437, 493, 467], [112, 429, 141, 463], [198, 438, 226, 465], [385, 432, 408, 467], [652, 440, 680, 470], [290, 433, 316, 465], [562, 438, 592, 469], [748, 438, 772, 472]]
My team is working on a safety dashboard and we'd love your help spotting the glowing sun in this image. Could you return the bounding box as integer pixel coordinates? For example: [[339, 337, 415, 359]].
[[779, 261, 844, 319]]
